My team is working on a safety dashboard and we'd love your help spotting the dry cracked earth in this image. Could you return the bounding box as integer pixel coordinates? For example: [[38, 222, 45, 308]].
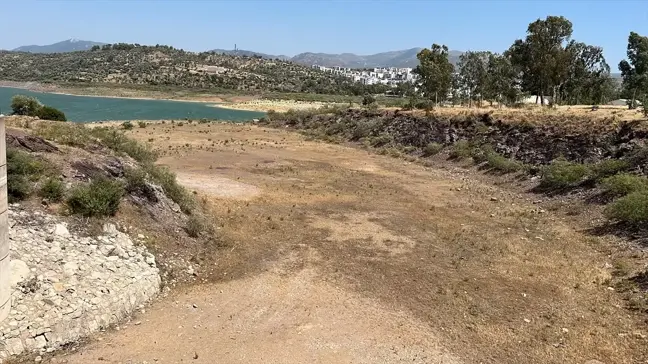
[[40, 122, 648, 363]]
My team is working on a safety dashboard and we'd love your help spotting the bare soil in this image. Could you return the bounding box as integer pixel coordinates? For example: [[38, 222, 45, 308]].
[[41, 123, 648, 363]]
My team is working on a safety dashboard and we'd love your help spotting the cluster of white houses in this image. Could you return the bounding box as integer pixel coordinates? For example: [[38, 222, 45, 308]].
[[311, 65, 418, 86]]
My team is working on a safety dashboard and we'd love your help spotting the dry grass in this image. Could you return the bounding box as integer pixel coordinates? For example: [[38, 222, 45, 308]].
[[405, 104, 648, 130], [111, 122, 648, 363]]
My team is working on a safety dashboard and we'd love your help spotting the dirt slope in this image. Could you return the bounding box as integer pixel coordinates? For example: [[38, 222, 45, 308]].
[[43, 123, 647, 364]]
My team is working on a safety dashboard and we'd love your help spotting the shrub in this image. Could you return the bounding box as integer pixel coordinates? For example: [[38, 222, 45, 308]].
[[7, 175, 31, 202], [486, 152, 523, 173], [605, 191, 648, 224], [124, 167, 157, 202], [423, 142, 443, 157], [362, 94, 376, 106], [39, 178, 65, 202], [89, 128, 156, 164], [11, 95, 42, 116], [36, 106, 67, 121], [145, 165, 194, 213], [185, 215, 205, 238], [368, 133, 392, 148], [7, 148, 45, 178], [540, 160, 592, 189], [66, 178, 124, 217], [122, 121, 134, 130], [470, 144, 494, 164], [591, 159, 629, 180], [601, 173, 648, 197], [138, 121, 147, 128], [6, 148, 46, 201], [449, 140, 472, 160]]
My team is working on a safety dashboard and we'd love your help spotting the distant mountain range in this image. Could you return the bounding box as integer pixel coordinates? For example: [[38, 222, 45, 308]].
[[210, 47, 463, 68], [12, 39, 106, 53], [11, 39, 463, 68]]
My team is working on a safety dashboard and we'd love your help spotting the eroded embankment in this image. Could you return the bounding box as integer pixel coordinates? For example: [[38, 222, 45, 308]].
[[261, 108, 648, 168]]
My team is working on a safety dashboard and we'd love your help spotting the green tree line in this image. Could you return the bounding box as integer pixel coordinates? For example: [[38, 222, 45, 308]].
[[414, 16, 647, 109]]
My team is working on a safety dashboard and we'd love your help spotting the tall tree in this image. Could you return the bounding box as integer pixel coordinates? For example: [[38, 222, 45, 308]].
[[618, 32, 648, 108], [484, 53, 519, 106], [562, 41, 610, 105], [457, 51, 490, 107], [413, 44, 455, 107], [507, 16, 573, 106]]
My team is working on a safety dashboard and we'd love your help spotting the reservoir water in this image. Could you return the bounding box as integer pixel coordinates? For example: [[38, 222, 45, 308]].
[[0, 87, 265, 122]]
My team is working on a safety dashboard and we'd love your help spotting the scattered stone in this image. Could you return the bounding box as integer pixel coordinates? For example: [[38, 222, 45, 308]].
[[102, 223, 118, 237], [9, 260, 30, 286], [490, 197, 498, 202], [52, 223, 70, 237]]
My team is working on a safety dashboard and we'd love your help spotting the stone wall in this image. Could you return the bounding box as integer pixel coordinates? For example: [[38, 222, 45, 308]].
[[0, 116, 9, 324], [0, 205, 161, 361]]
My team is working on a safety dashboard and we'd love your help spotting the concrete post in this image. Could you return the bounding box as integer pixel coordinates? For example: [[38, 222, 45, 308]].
[[0, 115, 8, 323]]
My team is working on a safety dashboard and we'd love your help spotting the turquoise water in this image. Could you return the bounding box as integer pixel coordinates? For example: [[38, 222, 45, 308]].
[[0, 87, 265, 122]]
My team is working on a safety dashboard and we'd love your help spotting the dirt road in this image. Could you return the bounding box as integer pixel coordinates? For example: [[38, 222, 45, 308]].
[[46, 123, 647, 363]]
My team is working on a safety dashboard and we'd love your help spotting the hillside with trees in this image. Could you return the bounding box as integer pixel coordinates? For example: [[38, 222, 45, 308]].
[[0, 44, 387, 95]]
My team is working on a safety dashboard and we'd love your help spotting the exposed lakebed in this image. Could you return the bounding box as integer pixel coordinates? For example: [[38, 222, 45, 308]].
[[0, 87, 265, 122]]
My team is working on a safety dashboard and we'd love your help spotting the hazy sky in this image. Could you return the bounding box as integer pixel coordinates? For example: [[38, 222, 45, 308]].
[[1, 0, 646, 68]]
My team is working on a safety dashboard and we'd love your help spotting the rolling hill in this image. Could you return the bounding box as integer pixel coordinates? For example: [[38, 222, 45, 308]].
[[14, 40, 462, 68], [213, 47, 463, 68], [12, 39, 106, 53]]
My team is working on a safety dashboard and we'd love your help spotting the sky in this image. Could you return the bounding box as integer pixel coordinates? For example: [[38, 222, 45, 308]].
[[1, 0, 646, 68]]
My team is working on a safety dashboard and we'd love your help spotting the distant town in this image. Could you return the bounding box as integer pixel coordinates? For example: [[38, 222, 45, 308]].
[[311, 65, 417, 86]]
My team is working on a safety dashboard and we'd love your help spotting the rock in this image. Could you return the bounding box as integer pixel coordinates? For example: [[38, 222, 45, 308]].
[[5, 337, 24, 355], [99, 245, 116, 257], [35, 356, 42, 362], [0, 205, 161, 361], [490, 197, 498, 202], [102, 223, 118, 237], [62, 262, 79, 276], [115, 233, 133, 249], [10, 260, 30, 286], [52, 223, 70, 237], [145, 255, 156, 267], [110, 246, 128, 259]]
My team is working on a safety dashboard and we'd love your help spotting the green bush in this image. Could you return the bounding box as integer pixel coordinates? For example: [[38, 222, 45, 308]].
[[36, 106, 67, 121], [7, 175, 31, 202], [122, 121, 134, 130], [449, 140, 472, 160], [540, 160, 592, 189], [470, 144, 495, 163], [591, 159, 629, 180], [39, 178, 65, 202], [89, 128, 156, 164], [601, 173, 648, 197], [486, 152, 523, 173], [138, 121, 147, 128], [423, 142, 443, 157], [605, 191, 648, 224], [124, 167, 158, 202], [10, 95, 42, 116], [362, 94, 376, 106], [6, 148, 46, 201], [145, 165, 195, 213], [66, 178, 124, 217]]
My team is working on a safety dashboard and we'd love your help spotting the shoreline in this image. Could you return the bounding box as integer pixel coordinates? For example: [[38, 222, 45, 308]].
[[0, 83, 223, 104], [0, 81, 333, 113]]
